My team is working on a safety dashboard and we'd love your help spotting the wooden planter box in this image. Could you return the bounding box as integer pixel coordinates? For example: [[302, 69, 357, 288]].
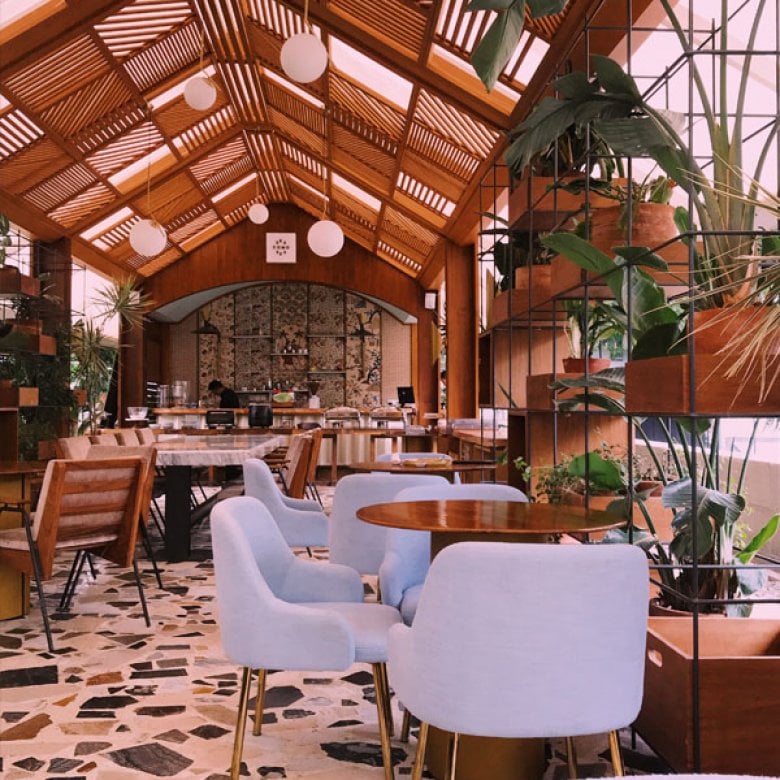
[[0, 267, 40, 297], [0, 386, 39, 407], [636, 617, 780, 775], [488, 266, 552, 328], [0, 330, 56, 355], [625, 355, 780, 415], [507, 174, 618, 230]]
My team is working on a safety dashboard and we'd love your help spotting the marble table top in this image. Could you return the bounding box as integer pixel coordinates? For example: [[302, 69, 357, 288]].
[[154, 434, 285, 467]]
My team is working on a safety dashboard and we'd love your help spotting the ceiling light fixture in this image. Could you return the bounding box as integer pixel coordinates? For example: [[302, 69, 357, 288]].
[[129, 109, 167, 258], [280, 0, 327, 83], [248, 172, 269, 224], [307, 162, 344, 258], [184, 20, 217, 110]]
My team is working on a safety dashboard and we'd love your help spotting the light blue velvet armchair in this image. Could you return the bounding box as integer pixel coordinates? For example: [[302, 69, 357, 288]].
[[328, 473, 448, 576], [211, 496, 401, 780], [243, 458, 328, 548], [388, 542, 649, 780]]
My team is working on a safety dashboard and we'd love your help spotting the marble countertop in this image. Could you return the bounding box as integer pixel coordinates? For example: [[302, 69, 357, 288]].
[[154, 434, 284, 466]]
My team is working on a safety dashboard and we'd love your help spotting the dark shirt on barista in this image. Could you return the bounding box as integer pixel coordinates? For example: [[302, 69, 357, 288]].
[[219, 388, 240, 408]]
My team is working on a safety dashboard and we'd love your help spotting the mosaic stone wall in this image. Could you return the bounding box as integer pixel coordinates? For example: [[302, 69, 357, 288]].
[[194, 283, 399, 407]]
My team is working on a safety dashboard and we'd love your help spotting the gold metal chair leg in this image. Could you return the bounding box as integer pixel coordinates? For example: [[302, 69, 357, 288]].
[[252, 668, 267, 736], [400, 708, 411, 742], [372, 663, 395, 780], [565, 736, 578, 779], [377, 661, 394, 736], [446, 731, 459, 780], [608, 730, 624, 776], [411, 721, 428, 780], [231, 667, 252, 780]]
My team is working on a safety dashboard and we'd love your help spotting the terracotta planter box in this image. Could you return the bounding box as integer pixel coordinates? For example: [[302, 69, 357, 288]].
[[507, 174, 618, 230], [0, 386, 39, 406], [636, 617, 780, 775], [0, 267, 40, 297], [625, 355, 780, 415], [488, 266, 552, 328]]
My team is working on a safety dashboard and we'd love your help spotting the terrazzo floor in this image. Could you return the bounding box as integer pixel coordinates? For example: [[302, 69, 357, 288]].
[[1, 483, 673, 779]]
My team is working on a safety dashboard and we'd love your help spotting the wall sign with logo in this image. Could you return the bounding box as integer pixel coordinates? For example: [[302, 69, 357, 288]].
[[266, 232, 296, 263]]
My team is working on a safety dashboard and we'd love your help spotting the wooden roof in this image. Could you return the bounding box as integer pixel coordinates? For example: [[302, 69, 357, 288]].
[[0, 0, 572, 282]]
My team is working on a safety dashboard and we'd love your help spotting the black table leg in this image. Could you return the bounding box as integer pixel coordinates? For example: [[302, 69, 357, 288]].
[[164, 465, 192, 562]]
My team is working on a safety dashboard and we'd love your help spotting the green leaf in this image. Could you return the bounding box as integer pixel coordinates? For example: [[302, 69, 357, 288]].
[[613, 246, 669, 272], [568, 452, 625, 492], [527, 0, 567, 16], [631, 321, 684, 359], [556, 392, 626, 414], [467, 0, 515, 9], [552, 71, 596, 99], [737, 514, 779, 564], [470, 3, 526, 92], [551, 366, 625, 392], [673, 417, 713, 435], [592, 56, 642, 99]]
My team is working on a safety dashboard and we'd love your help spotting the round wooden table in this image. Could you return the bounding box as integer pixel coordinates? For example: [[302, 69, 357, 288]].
[[357, 498, 625, 555], [357, 498, 627, 780]]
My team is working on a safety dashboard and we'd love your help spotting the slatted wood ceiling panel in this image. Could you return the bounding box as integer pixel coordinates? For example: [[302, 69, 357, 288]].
[[329, 0, 428, 59], [0, 0, 571, 279]]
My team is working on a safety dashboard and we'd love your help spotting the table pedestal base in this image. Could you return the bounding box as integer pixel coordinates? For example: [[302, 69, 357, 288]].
[[426, 726, 546, 780], [431, 531, 551, 558]]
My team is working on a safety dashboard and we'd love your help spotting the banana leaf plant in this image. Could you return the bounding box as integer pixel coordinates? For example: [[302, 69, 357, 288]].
[[467, 0, 569, 92], [505, 0, 779, 304], [542, 231, 688, 360]]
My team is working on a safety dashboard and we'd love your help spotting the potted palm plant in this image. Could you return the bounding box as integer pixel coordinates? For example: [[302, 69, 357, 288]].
[[71, 278, 151, 434]]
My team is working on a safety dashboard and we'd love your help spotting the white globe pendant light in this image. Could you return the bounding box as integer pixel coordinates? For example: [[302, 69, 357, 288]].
[[184, 75, 217, 111], [307, 219, 344, 257], [129, 218, 167, 257], [248, 202, 269, 225], [280, 32, 327, 83]]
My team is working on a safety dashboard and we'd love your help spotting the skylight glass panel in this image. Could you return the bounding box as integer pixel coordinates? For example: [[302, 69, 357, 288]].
[[108, 145, 174, 190], [264, 68, 325, 109], [0, 0, 62, 31], [79, 207, 134, 241], [332, 173, 381, 211], [508, 36, 549, 86], [431, 44, 520, 101], [329, 37, 413, 110], [213, 173, 256, 202], [289, 174, 328, 202]]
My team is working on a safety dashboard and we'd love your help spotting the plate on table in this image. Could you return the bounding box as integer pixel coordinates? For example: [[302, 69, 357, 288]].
[[401, 458, 451, 468]]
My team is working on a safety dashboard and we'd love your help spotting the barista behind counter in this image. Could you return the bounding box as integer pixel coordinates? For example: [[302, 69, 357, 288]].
[[208, 379, 240, 408]]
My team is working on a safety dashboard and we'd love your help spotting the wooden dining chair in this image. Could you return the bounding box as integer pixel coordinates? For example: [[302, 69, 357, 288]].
[[0, 457, 148, 652], [283, 433, 313, 499], [87, 444, 163, 590]]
